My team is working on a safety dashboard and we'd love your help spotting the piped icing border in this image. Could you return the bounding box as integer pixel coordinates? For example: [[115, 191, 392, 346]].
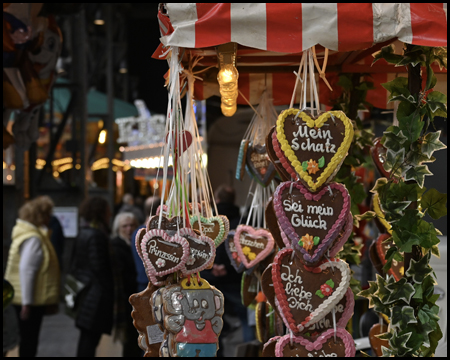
[[234, 225, 275, 269], [328, 211, 353, 258], [273, 181, 350, 266], [272, 128, 298, 181], [140, 229, 189, 286], [275, 328, 356, 357], [236, 139, 249, 180], [276, 109, 354, 192], [178, 227, 215, 276], [272, 248, 350, 333], [189, 214, 228, 248]]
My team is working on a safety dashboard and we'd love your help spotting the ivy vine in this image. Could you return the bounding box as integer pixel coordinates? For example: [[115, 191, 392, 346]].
[[357, 44, 447, 357]]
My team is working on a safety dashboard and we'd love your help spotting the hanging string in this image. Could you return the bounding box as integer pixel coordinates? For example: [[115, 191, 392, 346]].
[[312, 46, 333, 92], [332, 308, 337, 343]]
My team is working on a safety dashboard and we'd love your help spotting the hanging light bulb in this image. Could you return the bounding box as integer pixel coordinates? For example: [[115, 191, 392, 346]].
[[217, 42, 239, 117]]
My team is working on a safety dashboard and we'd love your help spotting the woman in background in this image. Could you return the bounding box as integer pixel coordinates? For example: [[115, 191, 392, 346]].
[[4, 196, 60, 357], [110, 212, 140, 357], [71, 196, 114, 357]]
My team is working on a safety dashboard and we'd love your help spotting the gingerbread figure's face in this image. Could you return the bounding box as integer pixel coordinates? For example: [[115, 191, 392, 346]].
[[179, 289, 218, 329]]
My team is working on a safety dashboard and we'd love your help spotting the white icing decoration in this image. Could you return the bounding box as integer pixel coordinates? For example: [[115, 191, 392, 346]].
[[307, 350, 338, 357], [240, 234, 265, 249], [283, 199, 335, 230], [148, 240, 180, 264], [281, 264, 313, 312], [291, 125, 336, 154]]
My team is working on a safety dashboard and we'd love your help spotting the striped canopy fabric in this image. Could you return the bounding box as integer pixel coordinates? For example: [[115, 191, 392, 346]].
[[155, 3, 447, 108]]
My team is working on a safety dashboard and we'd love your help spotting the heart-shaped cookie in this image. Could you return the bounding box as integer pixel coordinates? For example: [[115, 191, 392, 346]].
[[165, 130, 193, 157], [371, 192, 393, 235], [224, 231, 246, 273], [272, 127, 298, 181], [275, 328, 356, 357], [147, 214, 184, 235], [140, 229, 189, 286], [246, 143, 276, 186], [304, 288, 354, 336], [234, 225, 275, 269], [255, 301, 275, 343], [272, 248, 350, 334], [178, 228, 215, 275], [265, 197, 286, 249], [266, 125, 291, 181], [370, 137, 391, 178], [262, 336, 281, 357], [236, 139, 249, 180], [328, 211, 353, 259], [376, 233, 404, 281], [276, 109, 354, 192], [273, 181, 350, 266], [190, 215, 229, 248], [369, 323, 389, 356], [241, 271, 259, 308]]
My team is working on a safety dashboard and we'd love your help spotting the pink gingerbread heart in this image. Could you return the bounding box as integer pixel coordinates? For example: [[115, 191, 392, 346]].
[[234, 225, 274, 269]]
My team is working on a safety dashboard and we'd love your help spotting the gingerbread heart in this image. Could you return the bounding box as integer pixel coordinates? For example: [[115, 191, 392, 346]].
[[266, 125, 291, 181], [262, 336, 281, 357], [272, 248, 350, 334], [178, 228, 215, 275], [241, 271, 259, 308], [255, 301, 275, 343], [273, 181, 350, 266], [147, 214, 184, 234], [370, 137, 391, 178], [304, 288, 354, 336], [236, 139, 249, 180], [190, 215, 229, 248], [376, 233, 404, 281], [265, 197, 286, 249], [371, 192, 393, 235], [224, 231, 246, 273], [234, 225, 275, 269], [272, 127, 298, 181], [276, 109, 354, 192], [261, 264, 276, 309], [246, 143, 276, 186], [165, 130, 193, 157], [140, 229, 189, 286], [369, 323, 390, 356], [328, 211, 353, 259], [275, 328, 356, 357]]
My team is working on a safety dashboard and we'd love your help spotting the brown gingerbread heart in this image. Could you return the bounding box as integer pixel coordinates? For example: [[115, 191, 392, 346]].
[[369, 323, 389, 356], [147, 214, 184, 234], [241, 271, 259, 307], [370, 137, 391, 178], [265, 197, 286, 249], [266, 125, 291, 181], [246, 143, 276, 186], [376, 233, 404, 281]]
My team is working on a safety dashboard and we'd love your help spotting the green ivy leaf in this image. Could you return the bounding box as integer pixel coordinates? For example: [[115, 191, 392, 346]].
[[421, 131, 447, 158], [370, 177, 389, 194], [413, 283, 424, 301], [397, 101, 416, 120], [404, 165, 433, 188], [418, 322, 434, 348], [371, 295, 392, 316], [426, 91, 447, 113], [357, 280, 378, 300], [431, 244, 440, 258], [408, 146, 436, 166], [382, 129, 408, 152], [415, 220, 441, 249], [420, 188, 447, 220], [374, 274, 395, 304], [417, 304, 440, 327], [381, 200, 411, 217], [384, 147, 406, 175], [385, 277, 416, 304], [405, 252, 432, 284], [391, 306, 417, 329], [337, 75, 353, 91], [421, 324, 443, 357], [398, 112, 424, 144], [389, 330, 413, 356], [373, 45, 404, 66], [354, 210, 376, 223]]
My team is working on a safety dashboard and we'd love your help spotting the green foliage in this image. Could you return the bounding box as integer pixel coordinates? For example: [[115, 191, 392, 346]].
[[358, 44, 447, 357]]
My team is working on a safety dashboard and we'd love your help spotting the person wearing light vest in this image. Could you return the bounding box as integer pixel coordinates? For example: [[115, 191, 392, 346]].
[[4, 195, 60, 357]]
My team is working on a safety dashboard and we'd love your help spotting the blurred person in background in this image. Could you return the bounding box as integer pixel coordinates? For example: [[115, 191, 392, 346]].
[[118, 193, 145, 225], [130, 196, 161, 292], [48, 215, 65, 270], [4, 196, 60, 357], [110, 212, 140, 357], [71, 196, 114, 357], [202, 185, 255, 356]]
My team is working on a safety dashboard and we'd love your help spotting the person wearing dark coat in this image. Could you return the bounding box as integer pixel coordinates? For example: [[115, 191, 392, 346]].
[[72, 197, 114, 357]]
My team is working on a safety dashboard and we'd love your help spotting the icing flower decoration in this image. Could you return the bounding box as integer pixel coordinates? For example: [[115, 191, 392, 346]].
[[306, 159, 320, 175], [248, 252, 256, 261], [299, 234, 314, 251], [320, 284, 333, 297], [316, 279, 335, 298], [155, 258, 166, 268], [242, 246, 251, 255]]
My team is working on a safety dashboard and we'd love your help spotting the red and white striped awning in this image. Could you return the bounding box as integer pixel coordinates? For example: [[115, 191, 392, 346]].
[[159, 3, 447, 52], [154, 3, 447, 108]]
